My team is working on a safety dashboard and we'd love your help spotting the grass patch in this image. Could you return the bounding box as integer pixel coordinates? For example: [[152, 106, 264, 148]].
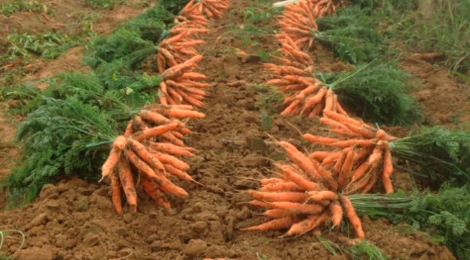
[[87, 0, 127, 9], [0, 0, 50, 17], [351, 185, 470, 260]]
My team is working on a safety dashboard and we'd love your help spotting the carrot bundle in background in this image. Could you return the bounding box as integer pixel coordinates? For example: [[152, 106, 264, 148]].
[[278, 0, 339, 49], [159, 55, 211, 107], [101, 105, 203, 214], [265, 34, 347, 118], [244, 141, 365, 239]]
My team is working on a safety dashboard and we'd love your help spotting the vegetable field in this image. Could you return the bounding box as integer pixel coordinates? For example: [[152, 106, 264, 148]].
[[1, 0, 470, 260]]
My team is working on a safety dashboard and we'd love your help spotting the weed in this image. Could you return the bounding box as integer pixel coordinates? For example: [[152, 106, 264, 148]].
[[5, 32, 79, 60], [0, 0, 50, 17], [87, 0, 127, 9], [317, 237, 390, 260]]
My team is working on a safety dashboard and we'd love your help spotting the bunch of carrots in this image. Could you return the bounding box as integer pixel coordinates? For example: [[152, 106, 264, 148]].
[[157, 0, 231, 107], [101, 105, 204, 214], [278, 0, 338, 49], [244, 140, 364, 239], [305, 111, 397, 194], [265, 34, 346, 118]]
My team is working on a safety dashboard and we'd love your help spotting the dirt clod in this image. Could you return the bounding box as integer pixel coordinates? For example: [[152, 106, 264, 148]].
[[184, 239, 208, 256]]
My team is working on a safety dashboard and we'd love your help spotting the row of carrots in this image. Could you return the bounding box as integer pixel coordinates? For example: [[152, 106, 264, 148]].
[[101, 0, 231, 214], [245, 0, 399, 241]]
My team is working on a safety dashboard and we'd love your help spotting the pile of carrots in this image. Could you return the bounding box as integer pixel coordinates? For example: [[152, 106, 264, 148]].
[[246, 0, 400, 240], [278, 0, 338, 49], [101, 105, 203, 214], [305, 111, 397, 194], [243, 141, 364, 239], [265, 34, 346, 118], [101, 0, 231, 213]]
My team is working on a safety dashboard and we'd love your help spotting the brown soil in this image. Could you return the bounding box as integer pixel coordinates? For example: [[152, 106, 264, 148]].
[[401, 57, 470, 127], [0, 1, 461, 260]]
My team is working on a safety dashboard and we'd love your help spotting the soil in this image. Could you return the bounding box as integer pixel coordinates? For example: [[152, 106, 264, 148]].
[[0, 0, 468, 260]]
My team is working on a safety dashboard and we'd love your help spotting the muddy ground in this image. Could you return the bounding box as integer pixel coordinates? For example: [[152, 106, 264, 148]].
[[0, 0, 468, 259]]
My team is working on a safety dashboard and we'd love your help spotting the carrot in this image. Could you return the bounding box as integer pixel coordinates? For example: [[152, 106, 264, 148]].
[[126, 150, 160, 181], [164, 108, 205, 119], [163, 163, 194, 182], [329, 201, 343, 228], [110, 171, 123, 215], [131, 122, 180, 142], [303, 134, 340, 145], [140, 110, 169, 124], [260, 178, 285, 186], [248, 200, 273, 209], [247, 190, 309, 203], [118, 159, 137, 212], [340, 196, 365, 239], [124, 121, 133, 138], [146, 141, 195, 157], [308, 101, 325, 118], [283, 215, 318, 237], [153, 152, 190, 171], [278, 141, 321, 179], [141, 177, 171, 209], [161, 132, 185, 146], [242, 217, 298, 231], [330, 139, 376, 148], [334, 148, 349, 175], [281, 99, 301, 116], [350, 161, 371, 183], [101, 136, 127, 180], [278, 165, 321, 191], [310, 159, 338, 191], [260, 182, 305, 192], [361, 173, 378, 194], [383, 146, 393, 178], [128, 139, 165, 172], [339, 149, 355, 189], [307, 191, 338, 201], [310, 151, 332, 162], [322, 151, 341, 165], [323, 111, 367, 128], [382, 174, 394, 194], [265, 209, 293, 219], [270, 201, 324, 215]]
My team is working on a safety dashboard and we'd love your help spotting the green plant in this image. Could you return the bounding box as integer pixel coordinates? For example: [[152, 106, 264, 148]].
[[87, 0, 126, 9], [0, 0, 50, 17], [6, 32, 79, 60], [318, 237, 390, 260], [319, 63, 422, 126], [316, 7, 385, 64], [350, 185, 470, 260], [392, 127, 470, 185]]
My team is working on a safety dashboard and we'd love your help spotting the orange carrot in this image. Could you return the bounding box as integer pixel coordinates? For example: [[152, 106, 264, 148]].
[[270, 201, 324, 215], [265, 209, 293, 219], [304, 134, 340, 145], [101, 136, 127, 180], [260, 182, 305, 192], [141, 177, 171, 209], [242, 217, 298, 231], [163, 163, 194, 182], [283, 215, 318, 237], [128, 139, 165, 172], [329, 201, 343, 228], [307, 191, 338, 201], [118, 159, 137, 212], [247, 190, 309, 203], [126, 150, 160, 181], [278, 165, 321, 191], [131, 122, 180, 142], [340, 196, 365, 239], [310, 151, 332, 162], [279, 141, 321, 179], [153, 152, 190, 171], [111, 171, 123, 215], [146, 141, 195, 157]]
